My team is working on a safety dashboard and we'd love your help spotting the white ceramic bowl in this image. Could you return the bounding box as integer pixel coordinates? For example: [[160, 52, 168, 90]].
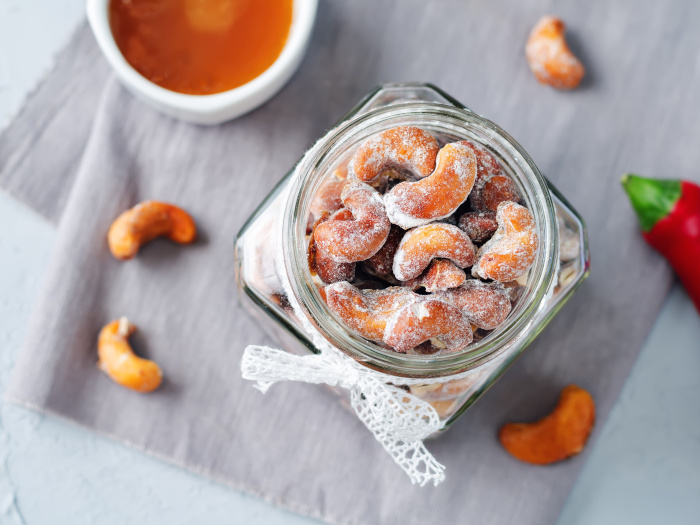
[[87, 0, 317, 125]]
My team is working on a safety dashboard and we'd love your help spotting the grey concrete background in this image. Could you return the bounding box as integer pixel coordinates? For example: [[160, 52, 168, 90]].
[[0, 1, 698, 523]]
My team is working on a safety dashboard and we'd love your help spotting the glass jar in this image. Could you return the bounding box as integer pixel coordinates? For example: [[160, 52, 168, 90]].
[[234, 83, 589, 429]]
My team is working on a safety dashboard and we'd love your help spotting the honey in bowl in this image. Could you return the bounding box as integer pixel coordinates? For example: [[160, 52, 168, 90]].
[[109, 0, 293, 95]]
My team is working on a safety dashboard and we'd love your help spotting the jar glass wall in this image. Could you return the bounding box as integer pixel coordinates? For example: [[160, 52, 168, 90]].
[[234, 83, 590, 428]]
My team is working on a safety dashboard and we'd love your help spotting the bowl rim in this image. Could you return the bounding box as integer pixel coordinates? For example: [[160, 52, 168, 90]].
[[86, 0, 318, 114]]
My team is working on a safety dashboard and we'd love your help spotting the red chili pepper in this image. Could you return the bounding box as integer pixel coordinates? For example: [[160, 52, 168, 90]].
[[622, 174, 700, 314]]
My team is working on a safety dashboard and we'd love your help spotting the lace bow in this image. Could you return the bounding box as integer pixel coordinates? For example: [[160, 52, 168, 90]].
[[241, 345, 446, 486]]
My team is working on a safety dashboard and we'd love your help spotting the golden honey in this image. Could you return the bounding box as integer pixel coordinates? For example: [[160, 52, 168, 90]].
[[110, 0, 293, 95]]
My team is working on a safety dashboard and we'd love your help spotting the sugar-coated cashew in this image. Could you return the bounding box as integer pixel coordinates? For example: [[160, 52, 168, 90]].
[[393, 223, 476, 281], [403, 259, 466, 293], [98, 318, 162, 393], [460, 140, 501, 185], [499, 385, 595, 464], [308, 209, 356, 284], [458, 211, 498, 243], [363, 225, 404, 279], [313, 181, 391, 263], [526, 16, 585, 90], [384, 142, 477, 228], [384, 299, 473, 353], [435, 280, 511, 330], [108, 200, 196, 260], [478, 175, 521, 212], [349, 126, 439, 183], [309, 168, 347, 221], [462, 140, 516, 213], [322, 282, 419, 341], [472, 202, 538, 282]]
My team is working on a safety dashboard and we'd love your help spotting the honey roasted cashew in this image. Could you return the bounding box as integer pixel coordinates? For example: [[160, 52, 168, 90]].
[[384, 142, 478, 228], [309, 167, 347, 222], [463, 140, 518, 213], [525, 16, 585, 90], [321, 282, 419, 342], [349, 126, 439, 183], [393, 223, 476, 281], [472, 201, 538, 282], [435, 280, 512, 330], [108, 200, 196, 260], [313, 181, 391, 263], [98, 318, 163, 393], [383, 299, 473, 353], [461, 140, 501, 186], [462, 139, 519, 213], [474, 175, 521, 212], [403, 259, 466, 293], [363, 225, 404, 279], [499, 385, 595, 464], [458, 211, 498, 243], [308, 209, 356, 284]]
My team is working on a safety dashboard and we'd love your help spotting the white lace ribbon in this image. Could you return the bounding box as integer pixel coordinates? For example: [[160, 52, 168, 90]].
[[241, 344, 446, 486]]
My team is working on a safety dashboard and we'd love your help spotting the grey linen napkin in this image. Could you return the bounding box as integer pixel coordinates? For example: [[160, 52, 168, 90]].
[[3, 1, 700, 524]]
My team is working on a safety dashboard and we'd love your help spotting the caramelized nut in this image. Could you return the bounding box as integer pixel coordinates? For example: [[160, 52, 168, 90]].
[[384, 299, 473, 353], [363, 225, 404, 279], [98, 318, 162, 393], [499, 385, 595, 464], [403, 259, 466, 292], [349, 126, 439, 183], [308, 209, 356, 284], [314, 181, 391, 263], [435, 280, 512, 330], [322, 282, 419, 342], [472, 202, 538, 282], [458, 211, 498, 243], [393, 223, 476, 281], [108, 201, 196, 260], [525, 16, 585, 90], [384, 142, 477, 228]]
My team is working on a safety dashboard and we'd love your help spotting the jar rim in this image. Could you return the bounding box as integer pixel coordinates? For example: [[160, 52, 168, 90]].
[[283, 102, 559, 378]]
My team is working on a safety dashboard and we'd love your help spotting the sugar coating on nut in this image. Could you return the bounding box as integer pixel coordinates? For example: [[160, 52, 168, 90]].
[[463, 141, 502, 209], [480, 175, 521, 212], [393, 223, 476, 281], [322, 282, 419, 342], [384, 142, 477, 228], [309, 171, 346, 221], [314, 181, 391, 263], [435, 280, 512, 330], [403, 259, 467, 293], [458, 211, 498, 243], [349, 126, 439, 183], [472, 202, 538, 282], [465, 140, 519, 213], [308, 209, 357, 284], [363, 225, 404, 278], [383, 299, 473, 353]]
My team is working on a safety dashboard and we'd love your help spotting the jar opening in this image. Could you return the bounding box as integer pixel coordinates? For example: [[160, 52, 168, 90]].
[[283, 103, 558, 378]]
